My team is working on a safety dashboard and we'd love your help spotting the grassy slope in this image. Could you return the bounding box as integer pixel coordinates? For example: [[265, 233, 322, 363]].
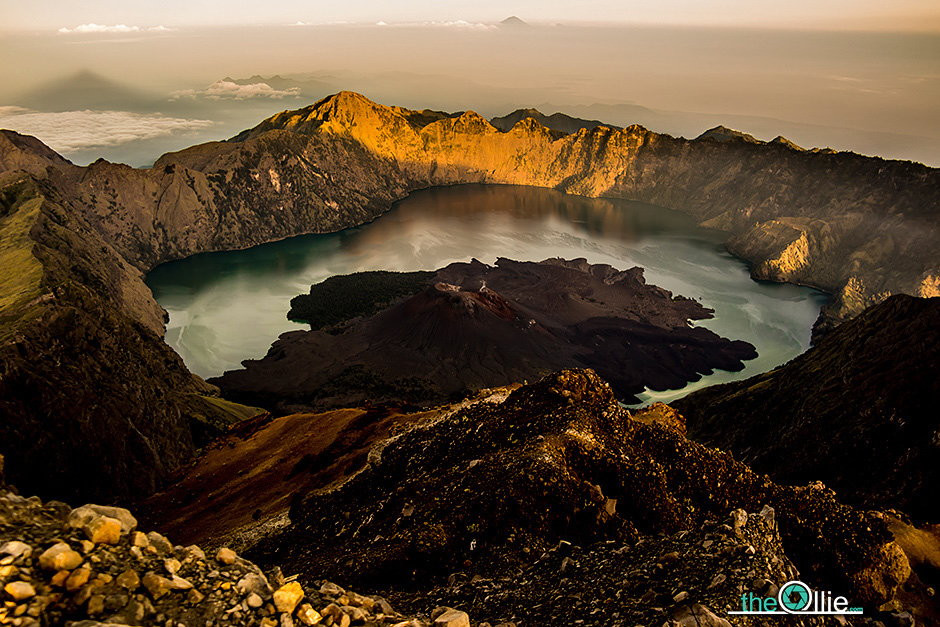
[[0, 177, 44, 340]]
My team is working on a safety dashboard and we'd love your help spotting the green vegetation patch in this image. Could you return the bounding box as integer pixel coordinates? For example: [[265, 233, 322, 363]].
[[0, 179, 45, 339], [288, 270, 436, 329], [186, 394, 267, 447]]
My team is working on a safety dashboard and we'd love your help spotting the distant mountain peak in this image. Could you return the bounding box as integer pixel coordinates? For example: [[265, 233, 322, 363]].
[[500, 16, 529, 27], [490, 108, 619, 135], [231, 91, 409, 141], [285, 90, 378, 117], [38, 69, 126, 92], [13, 70, 158, 113], [770, 135, 804, 151], [696, 125, 762, 144], [322, 89, 373, 106]]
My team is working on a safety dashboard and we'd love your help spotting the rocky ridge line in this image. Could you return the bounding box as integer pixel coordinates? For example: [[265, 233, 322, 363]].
[[251, 370, 917, 621], [0, 90, 937, 502]]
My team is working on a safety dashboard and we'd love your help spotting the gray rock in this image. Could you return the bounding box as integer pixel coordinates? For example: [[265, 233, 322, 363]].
[[142, 573, 172, 599], [146, 532, 173, 555], [38, 542, 83, 570], [168, 575, 193, 590], [669, 604, 731, 627], [69, 505, 138, 534], [0, 540, 32, 559], [433, 609, 471, 627], [3, 580, 36, 601], [319, 581, 346, 597], [236, 572, 272, 599], [179, 545, 205, 561]]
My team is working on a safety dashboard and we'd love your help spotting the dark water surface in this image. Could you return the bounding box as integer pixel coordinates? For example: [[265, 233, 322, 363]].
[[147, 185, 827, 404]]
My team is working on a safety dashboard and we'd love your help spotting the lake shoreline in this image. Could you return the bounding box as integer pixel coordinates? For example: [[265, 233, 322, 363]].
[[147, 184, 827, 405]]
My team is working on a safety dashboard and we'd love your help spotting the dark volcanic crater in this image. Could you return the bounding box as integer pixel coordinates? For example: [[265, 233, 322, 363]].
[[212, 258, 757, 410]]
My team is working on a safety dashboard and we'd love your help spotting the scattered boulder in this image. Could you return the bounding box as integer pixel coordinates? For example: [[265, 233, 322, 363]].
[[216, 546, 237, 564], [142, 572, 172, 599], [0, 488, 441, 625], [64, 566, 91, 591], [433, 607, 470, 627], [68, 504, 137, 535], [0, 540, 31, 560], [399, 509, 797, 625], [296, 603, 322, 625], [669, 603, 732, 627], [145, 530, 173, 554], [273, 581, 305, 614], [3, 580, 36, 601], [86, 515, 123, 544], [116, 569, 139, 590], [38, 542, 82, 571]]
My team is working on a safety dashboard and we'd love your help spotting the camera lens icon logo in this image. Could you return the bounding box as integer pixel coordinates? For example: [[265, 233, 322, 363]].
[[779, 580, 812, 613]]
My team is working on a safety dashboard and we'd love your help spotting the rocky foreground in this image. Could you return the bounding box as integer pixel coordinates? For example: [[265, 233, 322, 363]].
[[401, 507, 831, 626], [3, 369, 936, 626], [0, 471, 467, 627], [245, 370, 933, 624], [214, 258, 756, 411]]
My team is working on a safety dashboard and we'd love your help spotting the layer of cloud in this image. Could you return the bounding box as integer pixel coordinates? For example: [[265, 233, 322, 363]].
[[290, 20, 353, 26], [58, 24, 174, 34], [0, 106, 30, 116], [0, 108, 213, 152], [287, 19, 495, 29], [374, 20, 497, 30], [170, 80, 301, 101]]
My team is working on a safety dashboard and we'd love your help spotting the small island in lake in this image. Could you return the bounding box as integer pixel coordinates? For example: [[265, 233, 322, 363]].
[[212, 258, 757, 410]]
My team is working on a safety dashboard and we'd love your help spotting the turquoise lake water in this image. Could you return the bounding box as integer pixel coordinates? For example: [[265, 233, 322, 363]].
[[147, 184, 828, 404]]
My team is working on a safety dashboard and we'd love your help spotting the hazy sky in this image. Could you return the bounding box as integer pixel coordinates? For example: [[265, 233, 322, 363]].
[[0, 1, 937, 167], [3, 0, 940, 31]]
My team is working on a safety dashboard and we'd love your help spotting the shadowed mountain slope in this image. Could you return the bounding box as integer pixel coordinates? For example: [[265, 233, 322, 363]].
[[490, 108, 619, 134], [676, 294, 940, 520], [0, 90, 937, 501]]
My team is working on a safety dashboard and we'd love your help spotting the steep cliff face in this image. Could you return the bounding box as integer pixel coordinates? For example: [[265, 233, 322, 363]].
[[0, 149, 261, 503], [7, 91, 938, 324], [0, 90, 937, 502], [166, 92, 939, 331], [675, 295, 940, 520]]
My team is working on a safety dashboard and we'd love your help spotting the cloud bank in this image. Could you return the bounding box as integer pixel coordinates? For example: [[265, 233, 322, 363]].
[[374, 20, 497, 30], [58, 24, 174, 34], [171, 80, 301, 101], [0, 108, 213, 152]]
